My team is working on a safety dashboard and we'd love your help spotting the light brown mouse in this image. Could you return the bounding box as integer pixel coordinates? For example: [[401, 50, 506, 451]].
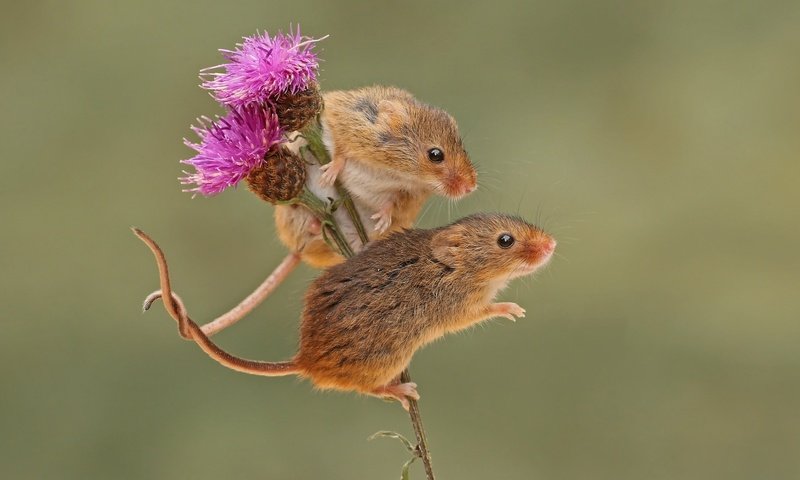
[[134, 213, 556, 410], [276, 85, 478, 267], [318, 85, 477, 230]]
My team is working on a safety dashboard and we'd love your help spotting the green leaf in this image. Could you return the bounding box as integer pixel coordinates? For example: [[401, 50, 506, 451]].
[[368, 431, 421, 480], [400, 455, 417, 480], [368, 431, 416, 453]]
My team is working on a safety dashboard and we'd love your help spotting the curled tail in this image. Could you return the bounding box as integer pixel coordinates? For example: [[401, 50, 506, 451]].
[[132, 227, 299, 377]]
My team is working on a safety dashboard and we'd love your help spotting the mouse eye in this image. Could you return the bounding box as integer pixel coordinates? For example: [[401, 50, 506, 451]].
[[497, 233, 515, 249], [427, 148, 444, 163]]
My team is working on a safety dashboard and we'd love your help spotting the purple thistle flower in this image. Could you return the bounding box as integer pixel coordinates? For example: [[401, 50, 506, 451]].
[[201, 27, 324, 108], [181, 104, 283, 196]]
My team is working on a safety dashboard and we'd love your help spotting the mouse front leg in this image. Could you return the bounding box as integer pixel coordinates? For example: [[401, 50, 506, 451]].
[[485, 302, 526, 322], [319, 154, 346, 186], [445, 302, 527, 335]]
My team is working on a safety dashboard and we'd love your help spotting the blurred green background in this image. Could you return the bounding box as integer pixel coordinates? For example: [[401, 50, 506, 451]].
[[2, 1, 799, 478]]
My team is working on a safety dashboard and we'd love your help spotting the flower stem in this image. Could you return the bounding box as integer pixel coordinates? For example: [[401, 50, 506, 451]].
[[301, 119, 370, 246], [295, 187, 354, 258]]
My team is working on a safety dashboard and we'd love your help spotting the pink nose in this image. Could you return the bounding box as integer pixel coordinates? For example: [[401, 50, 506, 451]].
[[447, 180, 476, 198], [542, 238, 556, 254]]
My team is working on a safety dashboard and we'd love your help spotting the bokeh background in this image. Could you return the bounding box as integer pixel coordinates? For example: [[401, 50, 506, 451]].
[[2, 1, 799, 478]]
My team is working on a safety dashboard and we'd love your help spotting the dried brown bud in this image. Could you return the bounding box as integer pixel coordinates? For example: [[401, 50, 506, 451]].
[[246, 146, 307, 203], [273, 83, 323, 132]]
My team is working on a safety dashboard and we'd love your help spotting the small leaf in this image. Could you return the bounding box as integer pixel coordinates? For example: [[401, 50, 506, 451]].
[[368, 431, 420, 480], [400, 455, 417, 480], [368, 430, 416, 453]]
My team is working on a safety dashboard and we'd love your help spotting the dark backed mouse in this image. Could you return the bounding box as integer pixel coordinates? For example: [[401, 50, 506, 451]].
[[134, 213, 556, 409]]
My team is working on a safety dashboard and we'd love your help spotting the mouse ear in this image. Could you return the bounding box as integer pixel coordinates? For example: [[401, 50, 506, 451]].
[[431, 225, 466, 268], [377, 99, 409, 129]]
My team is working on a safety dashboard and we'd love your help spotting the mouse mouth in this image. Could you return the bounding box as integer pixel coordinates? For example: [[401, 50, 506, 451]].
[[437, 180, 477, 199], [518, 255, 552, 274]]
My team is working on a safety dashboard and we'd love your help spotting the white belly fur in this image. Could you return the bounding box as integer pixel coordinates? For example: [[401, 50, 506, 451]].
[[284, 133, 377, 253]]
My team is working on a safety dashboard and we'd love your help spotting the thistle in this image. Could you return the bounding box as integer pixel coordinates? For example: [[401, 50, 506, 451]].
[[246, 146, 307, 203], [200, 27, 323, 109], [182, 27, 325, 198], [180, 104, 282, 196]]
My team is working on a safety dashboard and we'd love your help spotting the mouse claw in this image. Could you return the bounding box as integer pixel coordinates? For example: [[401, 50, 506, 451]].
[[371, 206, 393, 234], [373, 382, 420, 411], [318, 161, 343, 186], [371, 213, 392, 233], [490, 302, 526, 321]]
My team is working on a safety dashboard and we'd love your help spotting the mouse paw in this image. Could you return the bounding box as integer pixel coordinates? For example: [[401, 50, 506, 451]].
[[319, 161, 343, 186], [373, 382, 420, 411], [490, 302, 526, 321], [371, 206, 393, 234], [307, 217, 322, 236]]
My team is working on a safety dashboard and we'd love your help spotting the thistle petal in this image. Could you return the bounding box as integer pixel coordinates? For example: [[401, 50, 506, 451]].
[[180, 105, 283, 196], [200, 26, 324, 108]]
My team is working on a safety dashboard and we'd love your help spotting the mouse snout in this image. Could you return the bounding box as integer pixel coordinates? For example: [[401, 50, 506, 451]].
[[442, 169, 477, 199], [523, 235, 557, 264], [541, 237, 556, 255]]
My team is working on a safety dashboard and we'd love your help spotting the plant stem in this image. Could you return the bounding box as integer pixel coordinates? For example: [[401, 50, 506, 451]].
[[301, 119, 370, 246], [295, 187, 354, 258], [401, 370, 435, 480]]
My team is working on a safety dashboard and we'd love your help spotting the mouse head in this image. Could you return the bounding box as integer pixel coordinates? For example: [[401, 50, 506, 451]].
[[431, 213, 556, 284], [377, 99, 477, 199]]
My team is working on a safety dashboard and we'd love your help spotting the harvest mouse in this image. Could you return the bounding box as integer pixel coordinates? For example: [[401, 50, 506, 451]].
[[148, 85, 479, 337], [134, 213, 556, 410], [276, 85, 478, 266]]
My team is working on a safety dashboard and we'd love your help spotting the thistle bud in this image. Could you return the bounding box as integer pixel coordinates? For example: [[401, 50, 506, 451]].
[[246, 146, 307, 203], [273, 83, 323, 132]]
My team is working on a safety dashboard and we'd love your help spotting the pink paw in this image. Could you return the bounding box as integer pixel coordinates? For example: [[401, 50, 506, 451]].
[[307, 217, 322, 236], [374, 382, 420, 411], [370, 209, 393, 233], [491, 302, 526, 321], [319, 161, 343, 186]]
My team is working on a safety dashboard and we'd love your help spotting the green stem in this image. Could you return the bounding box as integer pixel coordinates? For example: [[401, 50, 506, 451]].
[[301, 120, 370, 246], [294, 187, 354, 259]]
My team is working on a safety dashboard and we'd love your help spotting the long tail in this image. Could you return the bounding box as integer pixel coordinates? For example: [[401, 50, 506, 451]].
[[143, 252, 300, 337], [132, 227, 299, 377]]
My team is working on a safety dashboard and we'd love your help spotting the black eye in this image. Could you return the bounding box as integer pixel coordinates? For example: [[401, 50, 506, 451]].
[[497, 233, 515, 248], [427, 148, 444, 163]]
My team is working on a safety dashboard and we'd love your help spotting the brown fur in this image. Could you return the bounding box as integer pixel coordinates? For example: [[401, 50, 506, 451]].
[[293, 213, 555, 394], [322, 85, 477, 198]]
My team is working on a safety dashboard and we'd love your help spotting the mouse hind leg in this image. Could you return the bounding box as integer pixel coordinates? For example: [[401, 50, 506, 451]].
[[370, 381, 420, 411]]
